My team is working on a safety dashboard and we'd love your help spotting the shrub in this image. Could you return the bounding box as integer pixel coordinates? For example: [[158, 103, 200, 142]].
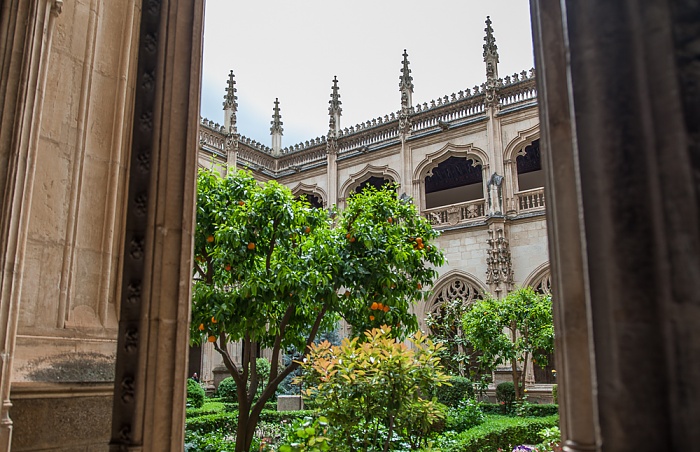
[[433, 414, 559, 452], [445, 399, 486, 433], [552, 384, 558, 404], [496, 382, 516, 412], [277, 416, 332, 452], [216, 376, 237, 402], [184, 430, 236, 451], [478, 402, 558, 417], [185, 411, 237, 435], [187, 378, 205, 409], [186, 401, 225, 418], [437, 376, 474, 407]]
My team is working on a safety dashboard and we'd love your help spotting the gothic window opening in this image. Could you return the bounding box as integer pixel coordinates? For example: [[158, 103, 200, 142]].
[[424, 156, 483, 209], [531, 269, 556, 384], [296, 193, 323, 209], [516, 139, 544, 191], [425, 277, 487, 378], [354, 176, 393, 194]]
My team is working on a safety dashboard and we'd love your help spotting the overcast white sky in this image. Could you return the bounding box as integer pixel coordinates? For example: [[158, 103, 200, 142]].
[[201, 1, 534, 146]]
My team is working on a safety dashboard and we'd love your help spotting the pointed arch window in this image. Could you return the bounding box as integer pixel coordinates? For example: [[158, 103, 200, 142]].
[[424, 156, 483, 209]]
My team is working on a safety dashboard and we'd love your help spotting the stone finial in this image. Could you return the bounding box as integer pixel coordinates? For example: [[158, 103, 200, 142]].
[[399, 49, 414, 92], [223, 70, 238, 111], [270, 98, 283, 135], [483, 16, 499, 81], [270, 98, 283, 155], [328, 76, 342, 135]]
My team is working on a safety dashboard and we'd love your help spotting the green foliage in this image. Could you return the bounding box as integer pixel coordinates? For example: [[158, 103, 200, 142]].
[[536, 426, 562, 452], [552, 384, 558, 405], [187, 378, 205, 409], [478, 403, 558, 417], [192, 169, 445, 452], [445, 399, 485, 433], [216, 377, 237, 402], [299, 326, 449, 451], [462, 287, 554, 399], [186, 401, 226, 418], [496, 382, 516, 411], [185, 411, 237, 435], [184, 430, 237, 452], [278, 416, 332, 452], [432, 414, 559, 452], [436, 376, 474, 407]]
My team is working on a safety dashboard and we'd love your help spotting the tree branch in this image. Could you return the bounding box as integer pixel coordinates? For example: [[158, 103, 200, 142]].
[[213, 333, 243, 387], [269, 304, 295, 380], [266, 218, 279, 273]]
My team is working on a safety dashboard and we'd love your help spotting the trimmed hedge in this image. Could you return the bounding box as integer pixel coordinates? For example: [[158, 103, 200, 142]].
[[224, 401, 277, 412], [479, 403, 558, 417], [185, 409, 312, 436], [437, 376, 474, 407], [435, 414, 559, 452], [186, 401, 225, 418]]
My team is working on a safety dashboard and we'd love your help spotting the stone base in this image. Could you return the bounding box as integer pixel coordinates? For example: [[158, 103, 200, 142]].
[[277, 395, 303, 411], [9, 383, 112, 451]]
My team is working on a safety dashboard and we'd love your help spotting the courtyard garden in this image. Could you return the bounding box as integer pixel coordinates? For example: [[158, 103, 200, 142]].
[[188, 169, 559, 451]]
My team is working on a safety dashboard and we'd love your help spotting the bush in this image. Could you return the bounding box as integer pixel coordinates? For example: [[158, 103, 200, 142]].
[[433, 414, 559, 452], [437, 376, 474, 407], [187, 378, 205, 409], [186, 401, 225, 418], [185, 411, 237, 435], [496, 382, 516, 411], [445, 399, 485, 433], [216, 377, 237, 402], [552, 384, 558, 405], [478, 402, 558, 417], [184, 430, 236, 451]]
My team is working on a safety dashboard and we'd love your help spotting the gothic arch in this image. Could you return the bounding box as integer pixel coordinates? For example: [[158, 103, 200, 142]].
[[290, 182, 327, 207], [425, 270, 488, 315], [338, 163, 400, 201], [503, 124, 540, 163], [523, 261, 552, 295], [413, 143, 489, 181]]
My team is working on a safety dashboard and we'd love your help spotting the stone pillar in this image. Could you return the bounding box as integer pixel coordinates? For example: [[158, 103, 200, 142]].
[[530, 0, 700, 450], [0, 1, 62, 448], [109, 0, 203, 451]]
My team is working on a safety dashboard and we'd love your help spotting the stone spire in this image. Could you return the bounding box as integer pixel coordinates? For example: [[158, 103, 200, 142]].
[[223, 70, 238, 133], [399, 50, 414, 135], [399, 49, 414, 110], [483, 16, 499, 81], [270, 98, 283, 154], [328, 76, 342, 137]]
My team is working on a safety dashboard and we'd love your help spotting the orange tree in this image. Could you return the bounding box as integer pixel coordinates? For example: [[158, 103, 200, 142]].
[[461, 287, 554, 401], [191, 169, 444, 452]]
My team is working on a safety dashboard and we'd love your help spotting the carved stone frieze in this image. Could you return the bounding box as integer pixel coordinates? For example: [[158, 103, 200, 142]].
[[486, 227, 514, 293]]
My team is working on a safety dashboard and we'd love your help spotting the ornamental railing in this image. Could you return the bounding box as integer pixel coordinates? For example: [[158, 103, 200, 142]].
[[423, 199, 486, 228], [516, 187, 546, 212]]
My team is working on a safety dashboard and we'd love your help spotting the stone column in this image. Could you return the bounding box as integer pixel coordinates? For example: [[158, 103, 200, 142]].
[[0, 1, 62, 448], [109, 0, 203, 450], [530, 0, 700, 450]]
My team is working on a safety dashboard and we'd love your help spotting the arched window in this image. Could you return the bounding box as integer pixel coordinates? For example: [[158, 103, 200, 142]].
[[516, 139, 544, 191], [354, 176, 393, 194], [296, 193, 324, 209], [424, 156, 483, 209], [425, 274, 487, 378]]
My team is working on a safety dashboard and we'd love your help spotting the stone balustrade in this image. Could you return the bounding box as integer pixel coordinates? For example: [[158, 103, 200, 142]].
[[516, 187, 546, 212], [422, 199, 486, 228]]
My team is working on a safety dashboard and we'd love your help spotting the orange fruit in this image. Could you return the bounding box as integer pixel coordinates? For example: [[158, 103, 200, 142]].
[[206, 235, 214, 243], [349, 237, 356, 243], [224, 264, 231, 271], [416, 283, 422, 290], [416, 237, 423, 244], [207, 335, 216, 342], [383, 305, 390, 313], [238, 201, 245, 206], [198, 323, 205, 331], [344, 290, 351, 297], [304, 226, 311, 233], [247, 242, 255, 250], [369, 315, 375, 321], [211, 316, 217, 323], [346, 233, 351, 239], [388, 217, 393, 223], [371, 302, 379, 310], [377, 303, 384, 310]]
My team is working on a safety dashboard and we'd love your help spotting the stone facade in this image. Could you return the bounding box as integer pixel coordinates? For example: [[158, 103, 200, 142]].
[[196, 18, 553, 388]]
